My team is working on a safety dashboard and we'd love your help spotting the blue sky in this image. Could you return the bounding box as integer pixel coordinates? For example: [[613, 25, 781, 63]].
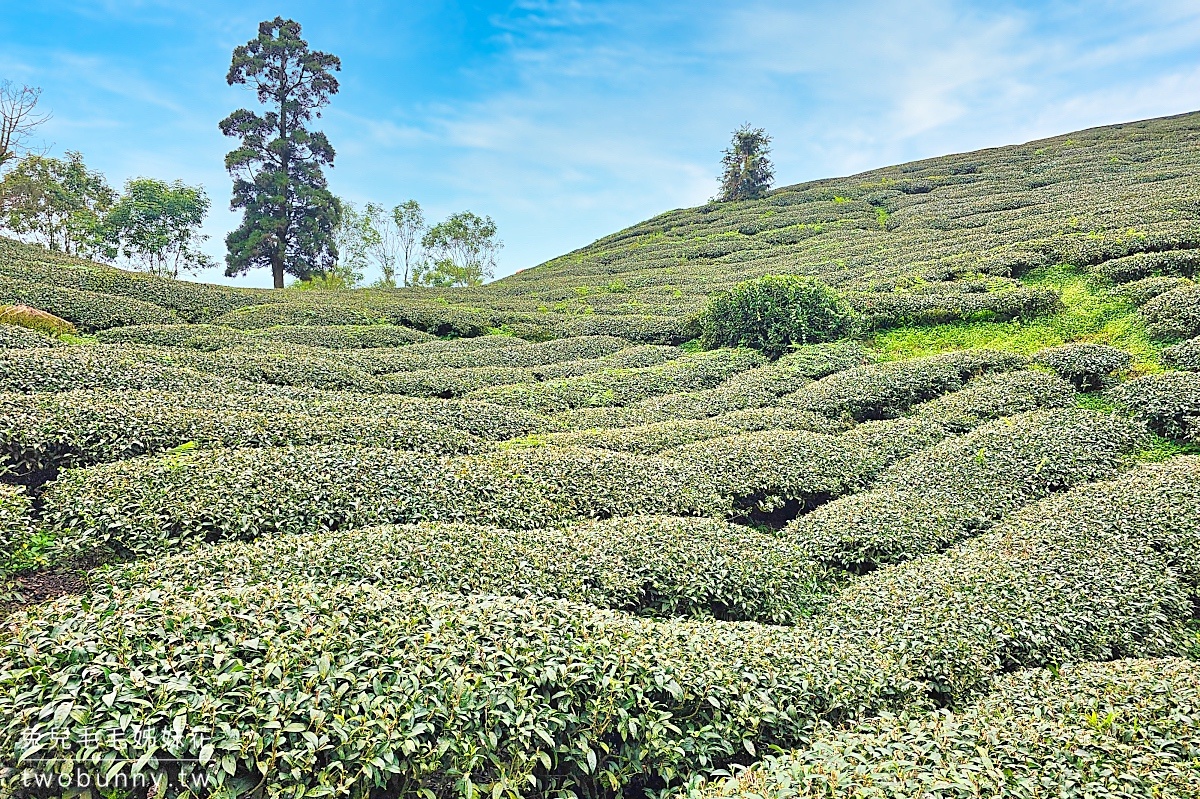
[[4, 0, 1200, 287]]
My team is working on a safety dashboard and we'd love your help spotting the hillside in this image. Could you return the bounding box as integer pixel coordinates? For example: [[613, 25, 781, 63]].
[[0, 113, 1199, 796]]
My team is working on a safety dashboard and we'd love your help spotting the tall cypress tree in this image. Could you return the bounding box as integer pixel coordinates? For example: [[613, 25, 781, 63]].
[[220, 17, 341, 288]]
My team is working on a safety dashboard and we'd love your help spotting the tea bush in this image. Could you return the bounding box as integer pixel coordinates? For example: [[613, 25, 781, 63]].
[[692, 658, 1200, 799], [847, 286, 1059, 329], [95, 323, 249, 348], [466, 349, 766, 413], [0, 484, 31, 564], [361, 335, 632, 373], [909, 369, 1076, 432], [0, 237, 266, 321], [714, 407, 844, 434], [1140, 284, 1200, 340], [43, 445, 729, 560], [1162, 335, 1200, 371], [0, 303, 76, 337], [0, 583, 920, 798], [698, 275, 855, 356], [1116, 275, 1192, 306], [543, 419, 739, 454], [664, 418, 946, 520], [107, 516, 846, 624], [551, 312, 696, 344], [1108, 372, 1200, 439], [0, 324, 59, 349], [814, 457, 1199, 701], [785, 349, 1028, 421], [0, 274, 178, 330], [379, 366, 536, 398], [0, 346, 248, 394], [1032, 342, 1133, 390], [787, 409, 1149, 570], [0, 389, 486, 480], [1090, 247, 1200, 281]]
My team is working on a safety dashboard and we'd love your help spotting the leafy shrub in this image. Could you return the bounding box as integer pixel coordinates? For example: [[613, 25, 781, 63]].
[[107, 516, 846, 624], [714, 407, 844, 434], [133, 343, 385, 392], [544, 418, 738, 454], [535, 344, 683, 378], [1032, 342, 1133, 390], [43, 445, 728, 560], [0, 389, 486, 481], [812, 457, 1199, 702], [1107, 372, 1200, 440], [910, 369, 1077, 432], [0, 274, 178, 330], [0, 323, 60, 349], [467, 349, 766, 413], [1140, 284, 1200, 340], [0, 484, 31, 565], [362, 335, 631, 373], [785, 349, 1028, 421], [0, 346, 243, 394], [664, 418, 945, 521], [787, 409, 1149, 570], [253, 323, 435, 349], [698, 275, 855, 357], [847, 286, 1060, 329], [716, 342, 875, 396], [95, 323, 248, 349], [693, 658, 1200, 799], [0, 583, 919, 798], [1162, 335, 1200, 371], [1116, 275, 1192, 306], [380, 366, 535, 398], [0, 237, 266, 321], [211, 294, 494, 337], [552, 313, 696, 345], [1090, 247, 1200, 281]]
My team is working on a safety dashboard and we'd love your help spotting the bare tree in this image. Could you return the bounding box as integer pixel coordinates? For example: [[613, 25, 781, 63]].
[[0, 81, 50, 171]]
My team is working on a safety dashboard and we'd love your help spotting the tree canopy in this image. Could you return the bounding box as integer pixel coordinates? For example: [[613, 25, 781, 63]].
[[100, 178, 214, 279], [417, 211, 502, 287], [220, 17, 342, 288], [717, 124, 774, 202], [0, 151, 113, 256]]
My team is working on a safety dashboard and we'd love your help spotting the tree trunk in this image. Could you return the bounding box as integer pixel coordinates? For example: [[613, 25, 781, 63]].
[[272, 252, 285, 289]]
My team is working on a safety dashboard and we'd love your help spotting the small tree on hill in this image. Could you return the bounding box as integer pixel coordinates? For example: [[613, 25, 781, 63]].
[[393, 199, 425, 287], [717, 124, 774, 202], [698, 274, 854, 357], [417, 211, 501, 287], [100, 178, 214, 278], [220, 17, 342, 288], [0, 151, 113, 256]]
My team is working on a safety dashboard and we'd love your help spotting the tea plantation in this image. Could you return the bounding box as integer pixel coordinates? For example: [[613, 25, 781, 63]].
[[2, 112, 1200, 798]]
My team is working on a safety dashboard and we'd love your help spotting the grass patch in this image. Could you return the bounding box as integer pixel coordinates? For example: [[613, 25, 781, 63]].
[[1135, 434, 1200, 463], [870, 265, 1160, 367]]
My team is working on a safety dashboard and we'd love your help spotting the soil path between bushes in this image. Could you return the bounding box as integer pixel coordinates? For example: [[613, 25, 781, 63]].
[[1, 568, 88, 619]]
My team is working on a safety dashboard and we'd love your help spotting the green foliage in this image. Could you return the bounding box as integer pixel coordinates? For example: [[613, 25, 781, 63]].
[[98, 177, 213, 278], [416, 210, 502, 287], [0, 151, 114, 256], [1107, 371, 1200, 440], [1032, 341, 1132, 390], [1141, 283, 1200, 340], [41, 444, 728, 561], [694, 659, 1200, 799], [717, 124, 774, 202], [699, 275, 855, 356], [0, 484, 31, 568], [107, 515, 846, 624], [1162, 335, 1200, 371], [221, 17, 342, 288], [788, 409, 1149, 570]]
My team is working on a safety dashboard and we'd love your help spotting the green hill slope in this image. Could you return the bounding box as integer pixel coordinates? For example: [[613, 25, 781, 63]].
[[0, 112, 1199, 797]]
